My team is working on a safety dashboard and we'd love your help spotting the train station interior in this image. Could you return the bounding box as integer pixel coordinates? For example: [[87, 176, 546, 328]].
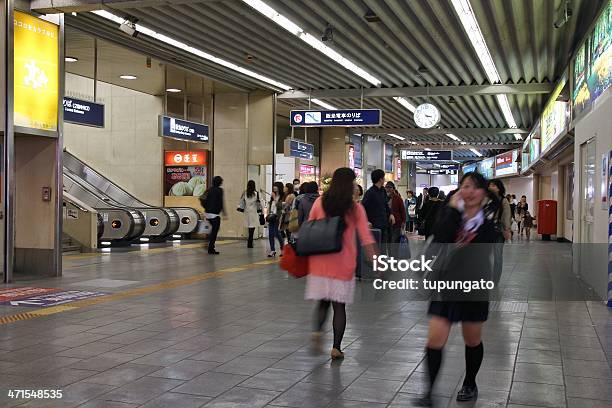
[[0, 0, 611, 407]]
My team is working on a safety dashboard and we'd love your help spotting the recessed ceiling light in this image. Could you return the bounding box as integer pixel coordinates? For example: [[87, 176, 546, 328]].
[[65, 56, 78, 62], [166, 88, 182, 93], [119, 74, 137, 80]]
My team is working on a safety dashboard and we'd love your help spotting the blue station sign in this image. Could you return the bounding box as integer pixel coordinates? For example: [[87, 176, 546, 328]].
[[284, 139, 314, 160], [63, 97, 104, 128], [400, 150, 453, 161], [290, 109, 382, 127], [159, 116, 209, 143]]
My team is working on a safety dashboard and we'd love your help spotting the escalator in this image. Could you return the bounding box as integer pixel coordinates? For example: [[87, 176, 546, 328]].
[[63, 174, 145, 243], [63, 150, 199, 239]]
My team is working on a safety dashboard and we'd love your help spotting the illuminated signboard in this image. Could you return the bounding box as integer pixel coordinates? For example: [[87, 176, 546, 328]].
[[462, 162, 478, 174], [348, 144, 355, 169], [384, 143, 394, 172], [395, 157, 402, 181], [290, 109, 382, 127], [478, 157, 495, 179], [529, 138, 540, 165], [63, 97, 104, 127], [14, 11, 59, 131], [159, 116, 209, 142], [573, 2, 612, 118], [299, 164, 315, 175], [401, 150, 453, 161], [541, 76, 568, 153], [164, 150, 207, 166], [351, 135, 363, 168], [495, 149, 519, 177], [284, 139, 315, 160], [522, 136, 531, 169]]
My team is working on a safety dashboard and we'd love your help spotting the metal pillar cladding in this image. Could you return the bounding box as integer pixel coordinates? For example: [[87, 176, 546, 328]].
[[54, 12, 65, 278], [608, 150, 612, 307], [404, 161, 417, 193], [2, 0, 15, 283]]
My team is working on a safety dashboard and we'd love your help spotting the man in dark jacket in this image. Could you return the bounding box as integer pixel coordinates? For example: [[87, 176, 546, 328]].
[[201, 176, 226, 254], [295, 181, 319, 226], [362, 169, 394, 251], [420, 186, 443, 238]]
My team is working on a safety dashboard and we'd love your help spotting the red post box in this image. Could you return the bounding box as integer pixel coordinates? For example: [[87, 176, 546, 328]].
[[537, 200, 557, 240]]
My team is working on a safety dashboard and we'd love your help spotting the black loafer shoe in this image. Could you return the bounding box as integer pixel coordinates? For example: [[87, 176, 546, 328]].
[[413, 394, 432, 407], [456, 385, 478, 401]]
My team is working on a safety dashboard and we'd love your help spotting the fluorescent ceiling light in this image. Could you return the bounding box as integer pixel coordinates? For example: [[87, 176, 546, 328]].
[[424, 147, 431, 151], [388, 134, 405, 140], [469, 148, 483, 157], [461, 141, 467, 145], [166, 88, 182, 93], [496, 94, 517, 128], [410, 141, 417, 144], [92, 10, 292, 91], [514, 133, 523, 141], [311, 98, 337, 110], [451, 1, 521, 130], [445, 133, 461, 141], [119, 74, 137, 80], [241, 0, 381, 86], [451, 0, 500, 84], [65, 56, 78, 62], [393, 96, 416, 112]]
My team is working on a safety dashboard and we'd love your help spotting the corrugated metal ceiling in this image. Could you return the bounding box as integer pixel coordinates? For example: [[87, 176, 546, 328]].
[[69, 0, 604, 158]]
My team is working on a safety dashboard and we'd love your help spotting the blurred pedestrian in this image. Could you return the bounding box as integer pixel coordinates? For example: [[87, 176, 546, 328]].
[[419, 172, 496, 406], [385, 181, 406, 252], [362, 169, 393, 252], [202, 176, 225, 254], [405, 190, 417, 233], [487, 179, 511, 284], [238, 180, 262, 248], [266, 182, 285, 257], [420, 186, 443, 238], [306, 168, 376, 359]]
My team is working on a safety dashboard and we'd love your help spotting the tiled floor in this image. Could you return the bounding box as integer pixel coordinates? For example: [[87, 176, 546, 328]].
[[0, 239, 610, 407]]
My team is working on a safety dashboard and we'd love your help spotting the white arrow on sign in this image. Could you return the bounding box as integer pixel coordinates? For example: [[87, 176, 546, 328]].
[[10, 299, 45, 306]]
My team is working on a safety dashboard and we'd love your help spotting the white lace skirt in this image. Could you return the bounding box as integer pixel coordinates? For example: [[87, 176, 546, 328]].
[[305, 275, 355, 304]]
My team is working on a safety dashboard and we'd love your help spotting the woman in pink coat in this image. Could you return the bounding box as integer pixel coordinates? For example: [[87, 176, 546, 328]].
[[306, 167, 376, 359]]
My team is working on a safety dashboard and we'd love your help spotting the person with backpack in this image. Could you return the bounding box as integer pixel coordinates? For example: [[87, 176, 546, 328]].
[[200, 176, 225, 255], [238, 180, 262, 248], [487, 179, 512, 284], [405, 190, 417, 233], [305, 168, 376, 359]]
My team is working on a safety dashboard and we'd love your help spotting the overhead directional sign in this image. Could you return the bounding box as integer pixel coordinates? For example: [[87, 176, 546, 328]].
[[290, 109, 382, 127], [63, 97, 105, 127], [401, 150, 453, 161], [284, 139, 314, 160], [159, 115, 209, 143]]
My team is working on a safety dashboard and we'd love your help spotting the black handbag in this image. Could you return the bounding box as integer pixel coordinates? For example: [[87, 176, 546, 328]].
[[295, 216, 345, 256], [258, 213, 265, 226]]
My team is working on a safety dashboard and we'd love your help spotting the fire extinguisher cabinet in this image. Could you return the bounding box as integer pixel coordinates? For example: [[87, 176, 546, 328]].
[[537, 200, 557, 240]]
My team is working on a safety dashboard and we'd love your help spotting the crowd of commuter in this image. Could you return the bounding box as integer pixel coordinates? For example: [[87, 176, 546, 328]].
[[201, 167, 532, 406]]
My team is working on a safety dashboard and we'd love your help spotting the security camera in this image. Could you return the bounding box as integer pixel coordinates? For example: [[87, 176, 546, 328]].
[[322, 24, 333, 42], [554, 1, 572, 29], [119, 18, 138, 37]]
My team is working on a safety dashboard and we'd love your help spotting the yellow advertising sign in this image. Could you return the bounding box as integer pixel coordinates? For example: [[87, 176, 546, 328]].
[[13, 11, 59, 131]]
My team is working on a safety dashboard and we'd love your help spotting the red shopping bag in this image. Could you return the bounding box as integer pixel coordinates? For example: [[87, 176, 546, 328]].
[[280, 244, 309, 278]]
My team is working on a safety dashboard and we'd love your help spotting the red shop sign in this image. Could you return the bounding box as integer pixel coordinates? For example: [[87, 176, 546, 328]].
[[165, 150, 207, 166]]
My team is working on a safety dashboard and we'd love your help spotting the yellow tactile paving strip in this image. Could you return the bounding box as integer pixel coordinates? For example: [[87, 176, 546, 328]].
[[0, 245, 278, 326]]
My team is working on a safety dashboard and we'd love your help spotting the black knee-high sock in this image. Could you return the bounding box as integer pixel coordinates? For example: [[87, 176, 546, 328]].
[[315, 300, 330, 332], [331, 302, 346, 350], [463, 342, 484, 387], [426, 347, 443, 394]]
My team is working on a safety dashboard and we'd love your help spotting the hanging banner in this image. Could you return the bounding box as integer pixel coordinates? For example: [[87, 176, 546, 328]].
[[351, 135, 363, 168], [290, 109, 382, 127], [159, 116, 209, 142], [14, 11, 59, 131], [495, 149, 519, 177], [401, 150, 452, 161]]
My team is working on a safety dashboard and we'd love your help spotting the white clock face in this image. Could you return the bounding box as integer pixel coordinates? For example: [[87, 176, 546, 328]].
[[414, 103, 440, 129]]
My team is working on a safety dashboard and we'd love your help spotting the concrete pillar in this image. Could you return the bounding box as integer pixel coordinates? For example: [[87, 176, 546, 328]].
[[320, 127, 347, 179], [213, 91, 273, 239], [402, 161, 417, 193]]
